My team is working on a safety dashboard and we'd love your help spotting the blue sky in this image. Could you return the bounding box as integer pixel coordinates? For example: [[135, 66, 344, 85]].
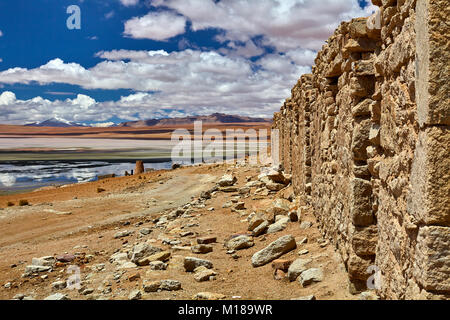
[[0, 0, 374, 126]]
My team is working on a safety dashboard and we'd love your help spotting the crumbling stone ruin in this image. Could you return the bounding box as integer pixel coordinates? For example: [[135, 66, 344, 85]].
[[273, 0, 449, 299]]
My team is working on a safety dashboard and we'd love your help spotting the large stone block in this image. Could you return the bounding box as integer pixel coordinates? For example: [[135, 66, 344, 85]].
[[407, 127, 450, 225], [352, 60, 375, 76], [413, 226, 450, 292], [352, 98, 373, 117], [351, 225, 378, 256], [416, 0, 450, 126], [350, 76, 375, 97], [348, 18, 368, 37], [350, 178, 374, 226], [351, 119, 371, 161], [347, 253, 375, 281]]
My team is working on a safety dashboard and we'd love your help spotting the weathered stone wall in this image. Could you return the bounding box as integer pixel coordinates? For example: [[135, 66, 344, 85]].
[[272, 0, 449, 299]]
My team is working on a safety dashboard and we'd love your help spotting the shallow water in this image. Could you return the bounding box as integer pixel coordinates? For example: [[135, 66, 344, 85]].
[[0, 160, 172, 193]]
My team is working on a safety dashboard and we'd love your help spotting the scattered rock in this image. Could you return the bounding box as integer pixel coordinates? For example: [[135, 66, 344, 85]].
[[267, 216, 290, 234], [218, 174, 237, 187], [114, 230, 132, 239], [149, 261, 167, 270], [300, 221, 313, 229], [298, 249, 309, 255], [194, 269, 217, 282], [24, 265, 52, 276], [184, 257, 213, 272], [260, 176, 285, 191], [13, 293, 25, 300], [128, 289, 142, 300], [251, 235, 297, 267], [194, 292, 226, 300], [139, 228, 151, 235], [143, 280, 161, 293], [129, 243, 162, 263], [180, 231, 194, 237], [32, 256, 55, 267], [81, 288, 94, 295], [200, 191, 211, 199], [128, 273, 141, 282], [222, 202, 232, 208], [219, 186, 238, 193], [263, 167, 291, 184], [109, 252, 128, 264], [359, 291, 380, 300], [270, 199, 291, 217], [92, 264, 105, 272], [273, 269, 286, 280], [225, 235, 254, 250], [137, 251, 171, 266], [234, 202, 246, 210], [288, 258, 312, 282], [248, 215, 265, 231], [51, 281, 67, 290], [197, 236, 217, 244], [44, 293, 70, 300], [56, 254, 75, 263], [192, 244, 213, 254], [299, 268, 324, 286], [172, 246, 192, 252], [160, 280, 182, 291], [291, 295, 316, 300], [238, 187, 250, 195], [252, 220, 269, 236], [271, 259, 293, 272]]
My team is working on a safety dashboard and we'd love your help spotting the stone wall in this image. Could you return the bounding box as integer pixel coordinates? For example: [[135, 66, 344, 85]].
[[272, 0, 449, 299]]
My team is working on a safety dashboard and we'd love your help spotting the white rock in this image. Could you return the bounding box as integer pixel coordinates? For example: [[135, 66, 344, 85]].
[[299, 268, 323, 286], [251, 235, 296, 267], [267, 216, 290, 234], [44, 293, 70, 300], [160, 280, 181, 291], [32, 256, 55, 267], [288, 258, 312, 281], [218, 174, 237, 187], [51, 281, 67, 290], [128, 289, 142, 300], [225, 235, 254, 250]]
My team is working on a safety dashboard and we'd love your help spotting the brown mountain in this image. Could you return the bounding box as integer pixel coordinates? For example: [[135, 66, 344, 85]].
[[117, 113, 272, 128]]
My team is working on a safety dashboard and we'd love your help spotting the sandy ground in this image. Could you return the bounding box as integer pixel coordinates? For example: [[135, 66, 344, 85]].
[[0, 162, 356, 300]]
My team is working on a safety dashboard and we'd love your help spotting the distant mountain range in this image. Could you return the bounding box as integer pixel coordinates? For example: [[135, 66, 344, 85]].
[[22, 113, 272, 128], [25, 118, 86, 127], [117, 113, 272, 128]]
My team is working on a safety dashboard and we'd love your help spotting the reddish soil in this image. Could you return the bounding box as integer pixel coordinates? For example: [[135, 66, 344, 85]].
[[0, 162, 355, 300]]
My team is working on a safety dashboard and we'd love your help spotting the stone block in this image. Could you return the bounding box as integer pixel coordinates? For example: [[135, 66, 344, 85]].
[[413, 226, 450, 292]]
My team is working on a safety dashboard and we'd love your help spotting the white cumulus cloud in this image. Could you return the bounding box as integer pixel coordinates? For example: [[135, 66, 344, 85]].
[[120, 0, 139, 6], [0, 47, 313, 123], [124, 11, 186, 41], [151, 0, 370, 51]]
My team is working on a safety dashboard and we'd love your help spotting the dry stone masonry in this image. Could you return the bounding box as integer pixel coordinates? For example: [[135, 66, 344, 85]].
[[273, 0, 449, 299]]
